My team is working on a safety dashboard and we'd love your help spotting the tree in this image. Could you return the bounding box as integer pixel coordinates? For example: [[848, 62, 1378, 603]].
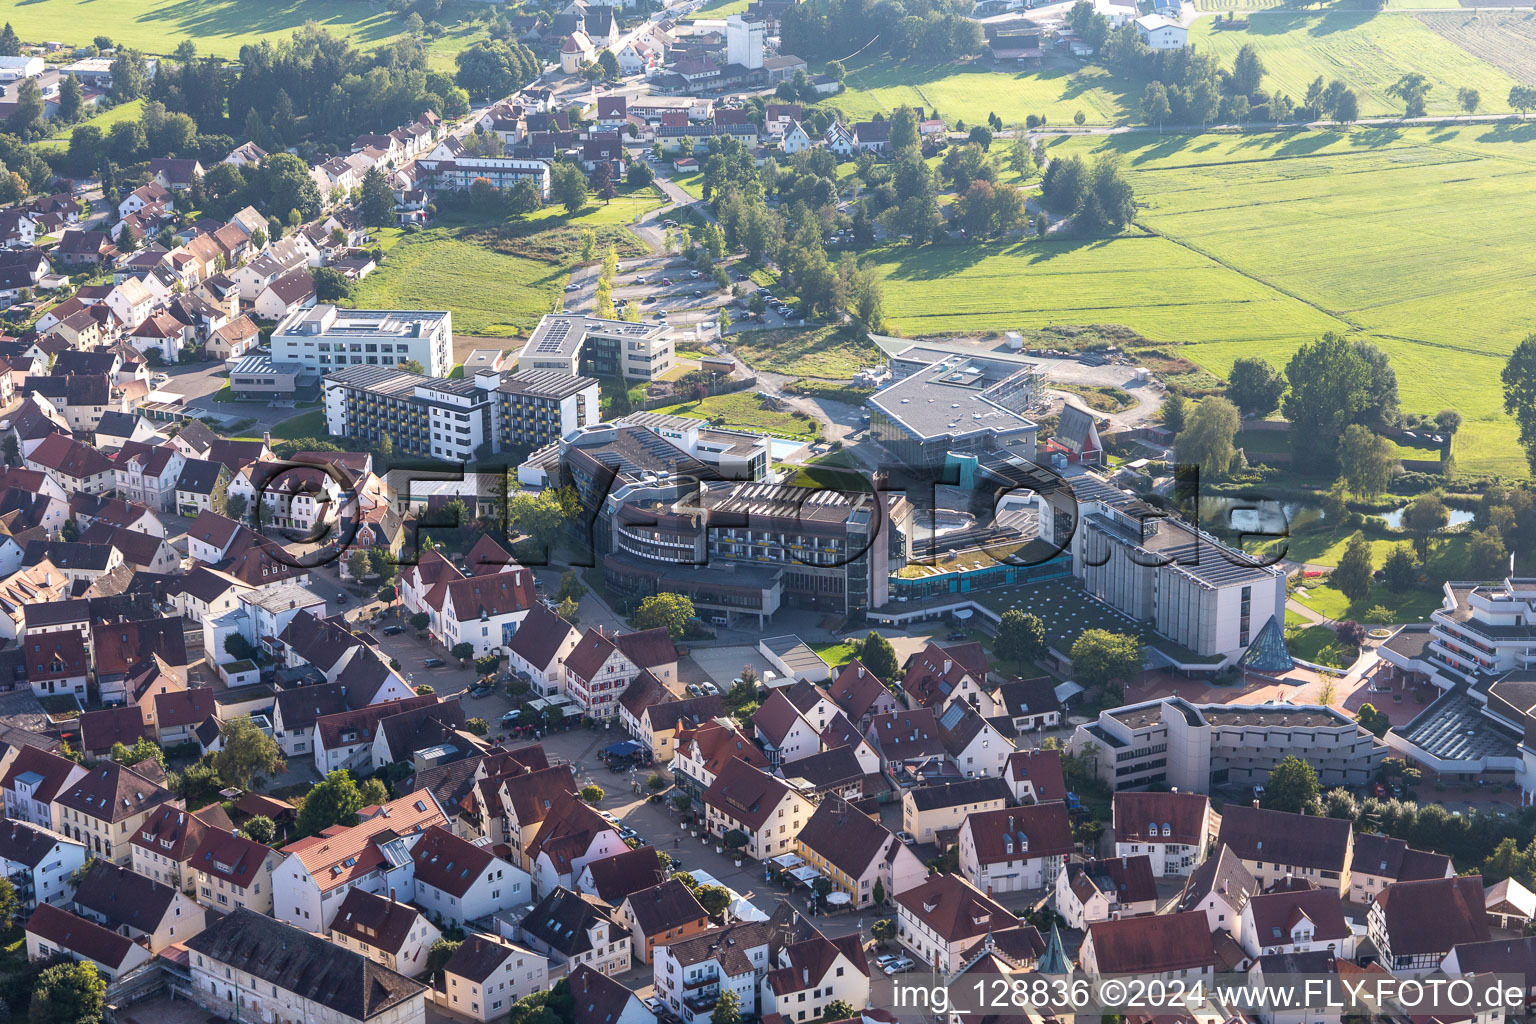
[[1383, 545, 1418, 592], [30, 961, 106, 1024], [1333, 89, 1359, 123], [1338, 424, 1395, 498], [872, 918, 896, 946], [242, 815, 277, 845], [1502, 333, 1536, 473], [580, 785, 604, 804], [1388, 73, 1431, 118], [108, 119, 145, 163], [0, 23, 18, 57], [712, 990, 742, 1024], [995, 609, 1046, 668], [1356, 703, 1391, 738], [0, 875, 15, 930], [1007, 134, 1035, 180], [295, 769, 365, 837], [550, 162, 589, 216], [425, 939, 463, 986], [1226, 356, 1285, 415], [215, 716, 287, 789], [455, 40, 537, 99], [695, 883, 731, 918], [1233, 43, 1265, 96], [1283, 333, 1372, 460], [1402, 494, 1449, 560], [110, 737, 164, 771], [359, 166, 395, 227], [1141, 81, 1170, 131], [1335, 619, 1366, 648], [857, 631, 899, 682], [451, 641, 475, 662], [109, 50, 145, 102], [1264, 755, 1320, 813], [358, 777, 389, 806], [1176, 396, 1240, 480], [1159, 392, 1187, 434], [821, 1002, 857, 1023], [7, 76, 42, 135], [872, 878, 886, 905], [1069, 630, 1143, 693], [634, 593, 695, 640], [1332, 534, 1374, 604], [1510, 85, 1536, 118], [1468, 526, 1509, 578], [889, 106, 920, 154], [259, 152, 322, 222], [597, 49, 620, 82], [1458, 87, 1480, 114]]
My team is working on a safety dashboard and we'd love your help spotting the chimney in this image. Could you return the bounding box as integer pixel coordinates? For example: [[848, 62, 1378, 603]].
[[1252, 799, 1260, 809], [944, 659, 952, 674], [263, 431, 271, 446]]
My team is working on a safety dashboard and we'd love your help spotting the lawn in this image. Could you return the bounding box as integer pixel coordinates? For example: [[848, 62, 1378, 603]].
[[1267, 526, 1470, 577], [811, 639, 859, 668], [652, 391, 824, 440], [523, 186, 668, 231], [726, 326, 882, 378], [827, 55, 1143, 127], [1286, 623, 1355, 668], [32, 98, 144, 151], [0, 0, 490, 63], [688, 0, 750, 18], [865, 233, 1346, 345], [672, 172, 706, 200], [353, 230, 562, 336], [1290, 581, 1445, 624], [967, 125, 1536, 477], [1190, 13, 1521, 116], [270, 410, 326, 440]]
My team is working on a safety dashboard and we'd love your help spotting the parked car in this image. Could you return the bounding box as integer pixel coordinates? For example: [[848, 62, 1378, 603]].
[[874, 954, 902, 970], [946, 631, 968, 641], [884, 959, 915, 975], [564, 283, 580, 291], [501, 709, 522, 724], [423, 657, 446, 669], [382, 624, 404, 635], [686, 683, 703, 696], [469, 683, 495, 698], [895, 831, 915, 845]]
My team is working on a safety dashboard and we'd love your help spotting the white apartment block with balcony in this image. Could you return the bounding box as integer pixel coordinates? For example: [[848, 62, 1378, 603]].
[[1071, 696, 1384, 794], [272, 304, 453, 377]]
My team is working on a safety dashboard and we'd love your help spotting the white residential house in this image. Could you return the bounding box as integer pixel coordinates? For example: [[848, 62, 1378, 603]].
[[330, 888, 442, 979], [410, 826, 532, 927], [443, 935, 549, 1022], [956, 802, 1075, 895], [1134, 14, 1187, 48], [1112, 791, 1217, 877], [0, 819, 87, 908]]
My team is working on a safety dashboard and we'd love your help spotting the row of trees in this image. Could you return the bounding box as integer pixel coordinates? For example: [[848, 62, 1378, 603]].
[[1039, 154, 1136, 234], [780, 0, 983, 63]]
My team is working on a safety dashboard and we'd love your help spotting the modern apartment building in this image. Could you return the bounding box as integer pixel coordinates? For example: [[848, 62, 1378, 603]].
[[517, 314, 674, 382], [323, 365, 599, 461], [1065, 475, 1286, 667], [1070, 696, 1384, 793], [272, 304, 453, 377]]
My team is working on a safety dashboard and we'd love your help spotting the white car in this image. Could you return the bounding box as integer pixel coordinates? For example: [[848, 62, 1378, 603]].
[[874, 954, 902, 970], [884, 958, 915, 975]]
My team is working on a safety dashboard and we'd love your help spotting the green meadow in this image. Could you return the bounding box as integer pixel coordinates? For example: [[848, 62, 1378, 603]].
[[866, 125, 1536, 477], [1190, 12, 1522, 117], [0, 0, 488, 65], [829, 57, 1143, 128]]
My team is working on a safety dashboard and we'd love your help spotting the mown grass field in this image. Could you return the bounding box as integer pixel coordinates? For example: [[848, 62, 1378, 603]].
[[352, 231, 564, 336], [651, 392, 823, 439], [865, 125, 1536, 476], [32, 99, 143, 151], [1291, 580, 1445, 623], [1190, 12, 1520, 116], [0, 0, 489, 65], [725, 326, 882, 378], [687, 0, 750, 18], [828, 56, 1144, 128], [1417, 10, 1536, 85]]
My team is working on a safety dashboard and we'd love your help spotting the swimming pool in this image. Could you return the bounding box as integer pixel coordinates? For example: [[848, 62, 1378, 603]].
[[770, 438, 803, 459]]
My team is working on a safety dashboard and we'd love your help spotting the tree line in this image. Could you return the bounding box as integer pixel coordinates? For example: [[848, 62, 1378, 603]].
[[781, 0, 983, 63]]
